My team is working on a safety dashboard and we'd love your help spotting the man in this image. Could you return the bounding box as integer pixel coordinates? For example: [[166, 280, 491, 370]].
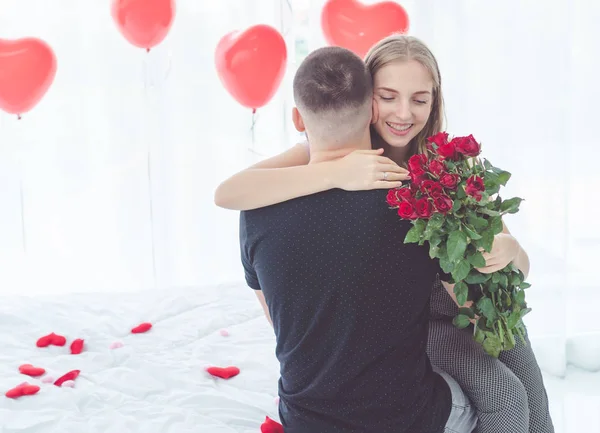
[[239, 46, 477, 433]]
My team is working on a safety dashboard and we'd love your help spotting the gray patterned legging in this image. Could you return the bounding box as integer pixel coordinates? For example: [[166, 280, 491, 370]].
[[427, 279, 555, 433]]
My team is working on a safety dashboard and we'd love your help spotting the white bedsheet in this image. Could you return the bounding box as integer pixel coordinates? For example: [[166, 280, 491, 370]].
[[0, 283, 599, 433], [0, 283, 280, 433]]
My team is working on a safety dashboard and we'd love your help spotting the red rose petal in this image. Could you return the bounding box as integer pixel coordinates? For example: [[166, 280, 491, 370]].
[[18, 364, 46, 377], [5, 383, 40, 398], [37, 332, 67, 347], [131, 322, 152, 334], [51, 333, 67, 346], [54, 370, 80, 387], [36, 334, 53, 348], [260, 416, 284, 433], [70, 339, 84, 355], [5, 386, 23, 398], [206, 366, 240, 379], [20, 384, 40, 396]]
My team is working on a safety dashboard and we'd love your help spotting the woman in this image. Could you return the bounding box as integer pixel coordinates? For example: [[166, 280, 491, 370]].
[[215, 35, 554, 433]]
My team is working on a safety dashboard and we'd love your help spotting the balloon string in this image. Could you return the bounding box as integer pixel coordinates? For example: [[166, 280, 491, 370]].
[[143, 57, 158, 290], [251, 109, 257, 148], [13, 116, 27, 253], [282, 0, 293, 37], [20, 179, 26, 253]]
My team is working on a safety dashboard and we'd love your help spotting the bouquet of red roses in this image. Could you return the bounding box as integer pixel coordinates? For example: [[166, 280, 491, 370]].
[[386, 132, 530, 357]]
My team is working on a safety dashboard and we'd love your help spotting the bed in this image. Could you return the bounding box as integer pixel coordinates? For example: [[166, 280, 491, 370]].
[[0, 283, 280, 433], [0, 282, 598, 433]]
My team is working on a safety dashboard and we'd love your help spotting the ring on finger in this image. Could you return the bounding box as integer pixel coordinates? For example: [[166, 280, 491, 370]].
[[382, 171, 388, 180]]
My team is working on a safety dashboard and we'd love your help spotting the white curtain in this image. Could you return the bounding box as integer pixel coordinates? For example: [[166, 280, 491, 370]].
[[0, 0, 291, 295], [0, 0, 598, 376], [300, 0, 600, 375]]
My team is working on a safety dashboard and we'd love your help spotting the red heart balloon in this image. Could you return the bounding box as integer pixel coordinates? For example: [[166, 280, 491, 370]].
[[111, 0, 176, 51], [215, 24, 287, 112], [0, 38, 57, 117], [321, 0, 410, 58], [206, 366, 240, 379]]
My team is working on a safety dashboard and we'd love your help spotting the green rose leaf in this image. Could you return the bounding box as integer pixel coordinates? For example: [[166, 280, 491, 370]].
[[439, 256, 454, 274], [452, 200, 462, 212], [459, 307, 475, 319], [467, 214, 488, 230], [509, 271, 523, 287], [453, 314, 471, 329], [477, 297, 497, 321], [427, 213, 444, 231], [500, 197, 523, 214], [465, 269, 490, 284], [493, 169, 511, 186], [474, 326, 486, 344], [474, 228, 494, 253], [484, 171, 498, 185], [452, 260, 471, 282], [482, 335, 502, 358], [467, 251, 487, 268], [515, 290, 525, 305], [519, 308, 532, 319], [490, 216, 504, 235], [462, 224, 482, 240], [447, 231, 468, 262], [507, 310, 522, 329], [478, 208, 502, 217], [429, 244, 440, 259], [454, 281, 469, 306], [405, 224, 423, 244]]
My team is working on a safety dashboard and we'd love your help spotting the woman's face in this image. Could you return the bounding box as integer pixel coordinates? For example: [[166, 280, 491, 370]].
[[372, 60, 434, 149]]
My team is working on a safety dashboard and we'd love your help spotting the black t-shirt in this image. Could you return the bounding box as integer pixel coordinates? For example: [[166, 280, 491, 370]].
[[240, 189, 451, 433]]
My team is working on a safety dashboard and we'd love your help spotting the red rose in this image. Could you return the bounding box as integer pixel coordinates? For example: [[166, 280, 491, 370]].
[[439, 173, 460, 190], [465, 175, 485, 201], [420, 180, 435, 191], [398, 201, 418, 220], [427, 132, 449, 147], [415, 198, 434, 219], [420, 180, 444, 198], [453, 134, 481, 157], [408, 154, 428, 176], [437, 140, 458, 160], [396, 187, 414, 201], [433, 195, 453, 214], [411, 174, 425, 187], [428, 159, 446, 177], [386, 190, 401, 207]]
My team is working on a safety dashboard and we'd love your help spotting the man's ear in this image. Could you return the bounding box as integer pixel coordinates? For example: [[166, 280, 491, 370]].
[[292, 107, 305, 132], [371, 98, 379, 124]]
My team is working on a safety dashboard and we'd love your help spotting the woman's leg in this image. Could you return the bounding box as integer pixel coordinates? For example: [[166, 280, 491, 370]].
[[428, 279, 530, 433], [497, 328, 555, 433]]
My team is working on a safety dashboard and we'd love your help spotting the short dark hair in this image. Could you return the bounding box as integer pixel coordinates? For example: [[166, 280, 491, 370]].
[[293, 46, 372, 114]]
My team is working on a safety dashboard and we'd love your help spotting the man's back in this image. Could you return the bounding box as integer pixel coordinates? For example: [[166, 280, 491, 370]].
[[240, 189, 451, 433]]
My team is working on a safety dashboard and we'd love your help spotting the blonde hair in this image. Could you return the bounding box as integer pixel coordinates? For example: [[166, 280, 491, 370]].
[[364, 35, 445, 164]]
